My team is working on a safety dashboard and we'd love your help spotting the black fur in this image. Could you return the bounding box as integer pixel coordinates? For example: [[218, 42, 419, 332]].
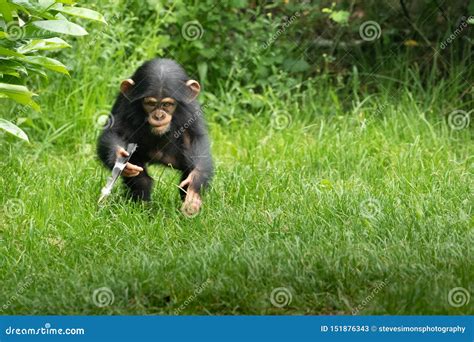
[[97, 58, 213, 201]]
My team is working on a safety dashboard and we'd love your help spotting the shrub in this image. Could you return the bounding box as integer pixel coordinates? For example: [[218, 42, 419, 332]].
[[0, 0, 105, 140]]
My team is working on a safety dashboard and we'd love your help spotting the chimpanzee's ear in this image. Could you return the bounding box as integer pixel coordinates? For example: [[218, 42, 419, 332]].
[[186, 80, 201, 100], [120, 79, 135, 94]]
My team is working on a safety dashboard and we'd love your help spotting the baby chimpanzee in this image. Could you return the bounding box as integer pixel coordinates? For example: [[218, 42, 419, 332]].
[[97, 58, 213, 216]]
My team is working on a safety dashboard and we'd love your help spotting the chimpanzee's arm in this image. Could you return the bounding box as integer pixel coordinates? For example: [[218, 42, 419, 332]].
[[182, 132, 214, 193], [97, 126, 127, 170]]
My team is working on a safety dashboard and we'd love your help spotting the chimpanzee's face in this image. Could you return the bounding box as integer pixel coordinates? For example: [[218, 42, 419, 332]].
[[142, 96, 177, 135], [120, 73, 200, 136]]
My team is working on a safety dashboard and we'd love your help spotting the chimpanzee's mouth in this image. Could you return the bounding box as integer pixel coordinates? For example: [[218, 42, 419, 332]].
[[148, 115, 171, 127]]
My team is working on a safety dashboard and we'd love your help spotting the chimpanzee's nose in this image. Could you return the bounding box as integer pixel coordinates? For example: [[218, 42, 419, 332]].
[[154, 110, 166, 120]]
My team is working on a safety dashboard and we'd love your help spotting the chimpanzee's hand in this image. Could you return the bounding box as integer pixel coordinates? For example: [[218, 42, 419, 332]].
[[181, 189, 202, 217], [116, 147, 143, 177]]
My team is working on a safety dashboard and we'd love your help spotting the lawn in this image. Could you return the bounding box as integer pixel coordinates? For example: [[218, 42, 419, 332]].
[[1, 67, 472, 314], [0, 0, 473, 315]]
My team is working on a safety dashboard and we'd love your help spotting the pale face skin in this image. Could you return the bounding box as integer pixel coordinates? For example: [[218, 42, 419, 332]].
[[142, 96, 177, 136]]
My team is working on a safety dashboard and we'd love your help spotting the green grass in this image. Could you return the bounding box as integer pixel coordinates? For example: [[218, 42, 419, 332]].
[[1, 86, 472, 314], [0, 6, 473, 314]]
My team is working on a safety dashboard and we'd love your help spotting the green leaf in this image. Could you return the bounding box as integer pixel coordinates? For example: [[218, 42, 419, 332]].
[[18, 37, 71, 53], [24, 63, 48, 78], [23, 25, 59, 39], [0, 59, 27, 75], [229, 0, 248, 8], [56, 0, 75, 4], [21, 55, 69, 75], [9, 0, 56, 19], [55, 12, 67, 20], [283, 58, 310, 73], [31, 20, 88, 36], [11, 0, 48, 11], [0, 68, 20, 77], [329, 10, 350, 25], [0, 46, 24, 57], [8, 0, 56, 12], [0, 118, 29, 141], [0, 82, 40, 111], [0, 0, 13, 22], [197, 62, 208, 88], [0, 71, 20, 77], [38, 0, 56, 8], [53, 6, 107, 24]]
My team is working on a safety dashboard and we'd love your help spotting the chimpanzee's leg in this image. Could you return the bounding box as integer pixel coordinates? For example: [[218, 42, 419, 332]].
[[123, 166, 153, 201]]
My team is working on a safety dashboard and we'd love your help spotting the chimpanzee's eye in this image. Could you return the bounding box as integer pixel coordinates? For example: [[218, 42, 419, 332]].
[[159, 97, 176, 109], [143, 97, 158, 107]]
